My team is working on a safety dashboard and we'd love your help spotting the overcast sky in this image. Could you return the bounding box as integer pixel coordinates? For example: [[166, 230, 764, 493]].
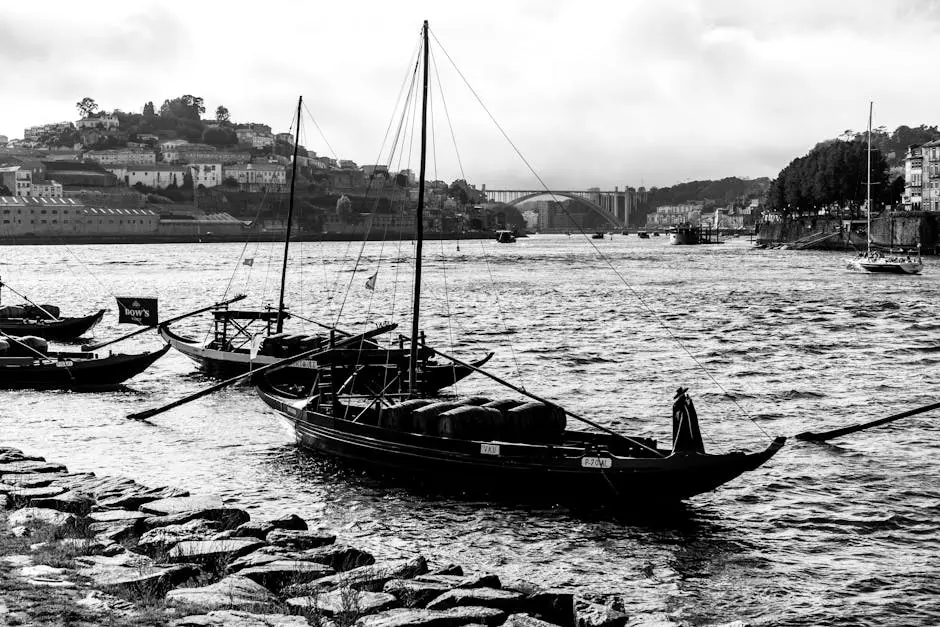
[[2, 0, 940, 189]]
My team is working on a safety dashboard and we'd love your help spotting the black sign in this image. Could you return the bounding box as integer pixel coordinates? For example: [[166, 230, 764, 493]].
[[116, 297, 158, 326]]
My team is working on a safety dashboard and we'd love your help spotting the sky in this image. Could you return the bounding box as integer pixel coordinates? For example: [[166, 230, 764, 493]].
[[3, 0, 940, 189]]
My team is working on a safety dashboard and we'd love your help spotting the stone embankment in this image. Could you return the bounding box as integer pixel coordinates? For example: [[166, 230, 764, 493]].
[[0, 446, 743, 627]]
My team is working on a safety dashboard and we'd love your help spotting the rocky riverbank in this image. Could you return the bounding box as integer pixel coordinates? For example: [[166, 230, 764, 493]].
[[0, 446, 745, 627]]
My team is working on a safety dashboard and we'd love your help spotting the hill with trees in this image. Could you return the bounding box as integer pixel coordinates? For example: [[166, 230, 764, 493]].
[[645, 177, 770, 209]]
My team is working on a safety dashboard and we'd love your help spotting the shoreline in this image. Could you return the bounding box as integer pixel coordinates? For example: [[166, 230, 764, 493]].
[[0, 445, 702, 627], [0, 232, 500, 246]]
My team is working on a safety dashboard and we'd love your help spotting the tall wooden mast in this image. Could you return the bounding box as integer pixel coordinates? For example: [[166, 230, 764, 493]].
[[408, 21, 430, 394], [276, 95, 304, 334]]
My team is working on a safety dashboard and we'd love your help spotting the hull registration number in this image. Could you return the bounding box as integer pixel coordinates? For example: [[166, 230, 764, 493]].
[[480, 443, 500, 456], [581, 456, 612, 469]]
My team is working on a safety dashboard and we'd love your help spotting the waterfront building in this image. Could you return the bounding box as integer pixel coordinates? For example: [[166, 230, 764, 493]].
[[646, 202, 704, 227], [903, 144, 924, 211], [923, 139, 940, 212], [85, 148, 157, 166], [0, 196, 158, 237]]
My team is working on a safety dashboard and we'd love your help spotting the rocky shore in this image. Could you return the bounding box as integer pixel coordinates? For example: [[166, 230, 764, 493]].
[[0, 446, 743, 627]]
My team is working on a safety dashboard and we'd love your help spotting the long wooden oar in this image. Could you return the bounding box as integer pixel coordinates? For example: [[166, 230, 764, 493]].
[[127, 323, 397, 421], [795, 400, 940, 442], [415, 341, 665, 457], [82, 295, 247, 351]]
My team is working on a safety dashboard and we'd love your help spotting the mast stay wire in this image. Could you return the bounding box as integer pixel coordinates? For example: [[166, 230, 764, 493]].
[[428, 27, 771, 441], [428, 43, 527, 389]]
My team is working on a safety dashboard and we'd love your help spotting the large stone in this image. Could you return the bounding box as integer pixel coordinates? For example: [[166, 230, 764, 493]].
[[428, 564, 464, 576], [623, 614, 682, 627], [0, 460, 67, 474], [266, 528, 336, 550], [237, 560, 335, 592], [288, 556, 428, 594], [1, 473, 57, 488], [415, 574, 501, 590], [172, 609, 312, 626], [505, 613, 565, 627], [166, 575, 278, 611], [385, 578, 453, 607], [140, 494, 224, 516], [144, 507, 250, 531], [574, 601, 627, 627], [30, 490, 95, 515], [289, 588, 398, 617], [166, 538, 266, 567], [89, 520, 140, 545], [4, 485, 66, 508], [354, 606, 505, 627], [268, 513, 308, 531], [136, 519, 223, 556], [76, 552, 199, 597], [304, 543, 376, 571], [7, 507, 76, 529], [96, 484, 190, 510], [88, 509, 152, 524], [426, 588, 525, 612], [232, 520, 275, 540], [523, 590, 575, 627]]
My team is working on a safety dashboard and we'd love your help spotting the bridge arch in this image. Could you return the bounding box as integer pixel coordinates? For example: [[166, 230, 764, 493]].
[[504, 192, 624, 228]]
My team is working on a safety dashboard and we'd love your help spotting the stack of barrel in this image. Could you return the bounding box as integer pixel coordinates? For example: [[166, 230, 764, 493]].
[[0, 335, 49, 357], [379, 397, 566, 444], [0, 304, 60, 320]]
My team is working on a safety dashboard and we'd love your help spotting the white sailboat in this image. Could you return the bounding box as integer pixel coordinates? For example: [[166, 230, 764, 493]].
[[847, 102, 923, 275]]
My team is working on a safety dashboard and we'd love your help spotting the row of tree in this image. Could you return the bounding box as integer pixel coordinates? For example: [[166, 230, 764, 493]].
[[77, 96, 230, 125], [766, 138, 903, 215]]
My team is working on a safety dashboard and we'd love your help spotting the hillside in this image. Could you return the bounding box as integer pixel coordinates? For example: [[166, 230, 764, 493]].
[[646, 176, 770, 209]]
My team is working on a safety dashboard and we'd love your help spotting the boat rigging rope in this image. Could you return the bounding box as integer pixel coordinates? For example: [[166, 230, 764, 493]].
[[429, 28, 772, 442]]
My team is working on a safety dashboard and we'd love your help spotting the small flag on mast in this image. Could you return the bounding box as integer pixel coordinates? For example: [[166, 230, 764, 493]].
[[249, 334, 264, 359], [364, 272, 377, 291], [243, 258, 254, 266]]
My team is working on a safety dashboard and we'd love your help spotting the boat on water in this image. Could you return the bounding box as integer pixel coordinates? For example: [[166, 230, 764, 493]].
[[160, 97, 491, 394], [845, 102, 924, 276], [668, 224, 701, 245], [637, 231, 650, 239], [591, 232, 606, 240], [495, 230, 517, 243], [257, 21, 785, 505], [0, 281, 104, 340], [0, 334, 169, 390]]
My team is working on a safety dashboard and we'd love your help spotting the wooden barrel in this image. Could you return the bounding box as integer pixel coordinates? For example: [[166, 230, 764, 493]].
[[439, 406, 503, 440], [0, 305, 25, 319], [11, 335, 49, 356], [412, 401, 465, 435], [379, 398, 435, 431], [482, 398, 525, 415], [504, 402, 566, 443], [461, 396, 493, 406]]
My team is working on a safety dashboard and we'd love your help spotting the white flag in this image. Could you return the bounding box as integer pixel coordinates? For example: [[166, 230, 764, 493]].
[[249, 334, 264, 359], [365, 272, 377, 291]]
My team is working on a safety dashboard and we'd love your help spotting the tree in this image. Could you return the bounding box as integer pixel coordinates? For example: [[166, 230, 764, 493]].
[[143, 101, 156, 117], [76, 97, 98, 118], [216, 105, 230, 124]]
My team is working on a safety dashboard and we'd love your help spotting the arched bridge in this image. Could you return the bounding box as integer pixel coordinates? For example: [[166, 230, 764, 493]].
[[486, 189, 627, 228]]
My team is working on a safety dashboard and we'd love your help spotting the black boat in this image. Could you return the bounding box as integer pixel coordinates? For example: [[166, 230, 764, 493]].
[[0, 283, 105, 340], [0, 340, 169, 390], [256, 22, 785, 505]]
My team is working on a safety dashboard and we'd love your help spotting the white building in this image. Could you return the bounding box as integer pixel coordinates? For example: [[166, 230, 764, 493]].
[[222, 163, 287, 191], [75, 114, 119, 131], [190, 163, 223, 188], [30, 180, 63, 197], [85, 148, 157, 166], [105, 165, 187, 189]]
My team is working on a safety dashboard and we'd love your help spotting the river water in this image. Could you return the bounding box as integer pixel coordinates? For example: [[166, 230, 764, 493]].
[[1, 235, 938, 626]]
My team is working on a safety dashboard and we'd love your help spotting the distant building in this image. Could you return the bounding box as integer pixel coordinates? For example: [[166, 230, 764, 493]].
[[235, 127, 274, 149], [190, 163, 223, 188], [75, 114, 120, 131], [30, 180, 64, 197], [85, 148, 156, 166], [0, 135, 8, 146], [23, 122, 74, 142], [0, 196, 158, 237], [275, 132, 294, 145], [646, 202, 704, 227], [907, 139, 940, 212], [903, 144, 924, 211], [0, 166, 31, 196], [222, 163, 287, 192], [337, 159, 358, 169], [105, 164, 187, 189]]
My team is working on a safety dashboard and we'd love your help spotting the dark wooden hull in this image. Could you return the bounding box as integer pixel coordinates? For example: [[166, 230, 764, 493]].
[[256, 382, 786, 504], [0, 310, 105, 340], [0, 344, 170, 390], [858, 262, 922, 274], [160, 324, 492, 394]]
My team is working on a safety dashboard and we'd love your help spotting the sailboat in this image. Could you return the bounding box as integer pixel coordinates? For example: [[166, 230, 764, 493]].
[[159, 97, 491, 395], [847, 102, 923, 275], [255, 21, 785, 504], [0, 278, 105, 340]]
